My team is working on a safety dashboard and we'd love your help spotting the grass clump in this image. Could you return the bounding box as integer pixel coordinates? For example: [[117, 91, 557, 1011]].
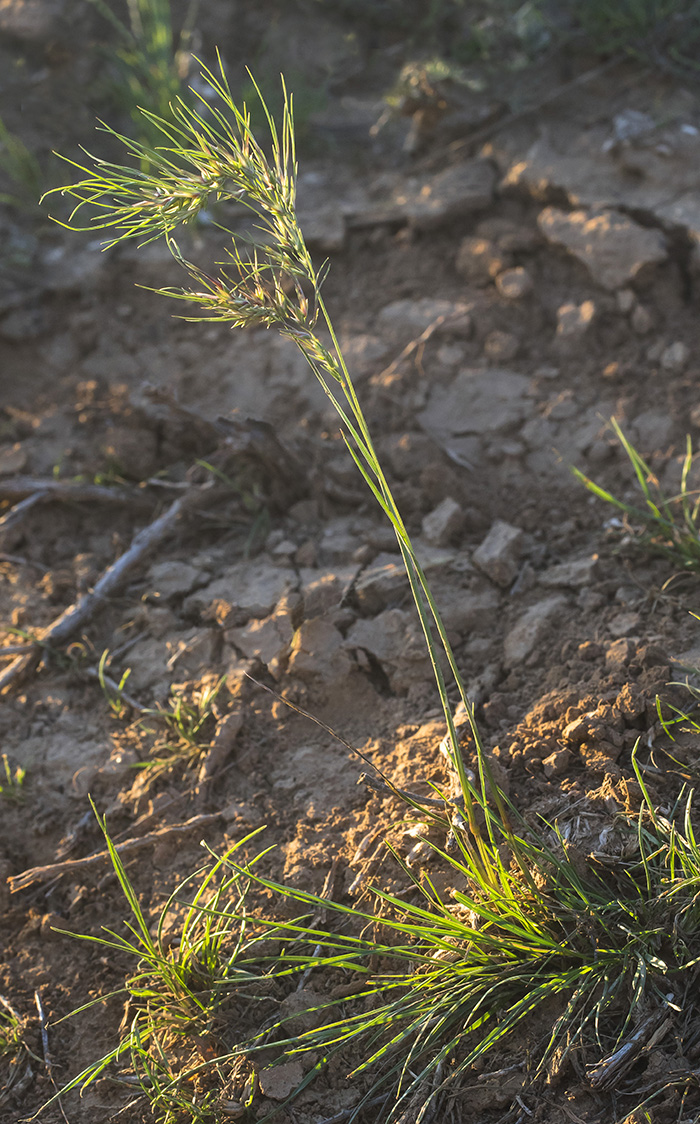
[[51, 763, 700, 1121], [45, 61, 700, 1121], [573, 418, 700, 573]]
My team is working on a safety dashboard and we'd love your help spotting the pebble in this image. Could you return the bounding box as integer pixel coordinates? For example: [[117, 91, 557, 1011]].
[[422, 498, 465, 546], [608, 612, 641, 638], [455, 236, 509, 285], [355, 553, 407, 613], [146, 561, 205, 601], [503, 596, 567, 668], [419, 368, 532, 439], [631, 304, 653, 334], [555, 300, 595, 339], [537, 206, 668, 290], [0, 443, 28, 476], [258, 1061, 305, 1101], [484, 329, 519, 361], [377, 297, 473, 339], [660, 341, 690, 372], [495, 266, 533, 300], [473, 520, 524, 587], [287, 617, 353, 683], [542, 747, 572, 779], [616, 289, 636, 314], [538, 556, 598, 589]]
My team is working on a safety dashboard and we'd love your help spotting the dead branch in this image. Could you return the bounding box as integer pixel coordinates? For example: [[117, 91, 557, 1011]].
[[587, 1010, 670, 1090], [0, 487, 214, 694], [0, 491, 49, 535], [8, 812, 223, 892], [0, 476, 150, 505]]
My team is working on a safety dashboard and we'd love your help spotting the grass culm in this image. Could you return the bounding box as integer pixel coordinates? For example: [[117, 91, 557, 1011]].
[[45, 60, 700, 1121]]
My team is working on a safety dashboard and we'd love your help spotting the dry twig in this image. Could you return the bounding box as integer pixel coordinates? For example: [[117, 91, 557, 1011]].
[[9, 812, 223, 892], [0, 487, 215, 694]]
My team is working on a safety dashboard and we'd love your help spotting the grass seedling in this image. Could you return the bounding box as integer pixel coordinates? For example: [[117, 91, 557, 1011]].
[[573, 417, 700, 573], [135, 677, 225, 775], [0, 995, 29, 1111], [0, 754, 26, 803]]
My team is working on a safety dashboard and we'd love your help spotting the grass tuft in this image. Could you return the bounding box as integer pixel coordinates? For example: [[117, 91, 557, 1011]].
[[573, 417, 700, 573], [52, 764, 700, 1121]]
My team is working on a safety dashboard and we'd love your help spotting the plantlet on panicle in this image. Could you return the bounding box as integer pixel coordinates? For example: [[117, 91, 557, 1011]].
[[573, 417, 700, 573], [45, 60, 700, 1122]]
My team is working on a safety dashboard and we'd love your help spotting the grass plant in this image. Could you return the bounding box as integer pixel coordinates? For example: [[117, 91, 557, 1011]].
[[0, 995, 29, 1111], [45, 61, 700, 1121], [0, 114, 42, 210], [135, 677, 225, 775], [86, 0, 196, 152], [48, 759, 700, 1121], [573, 418, 700, 573], [52, 810, 274, 1122], [0, 753, 26, 803]]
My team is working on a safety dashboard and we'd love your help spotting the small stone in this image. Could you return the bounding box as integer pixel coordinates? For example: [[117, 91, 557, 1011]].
[[346, 609, 430, 692], [147, 561, 205, 601], [473, 520, 524, 587], [616, 289, 636, 314], [258, 1060, 305, 1101], [608, 611, 641, 638], [228, 612, 294, 678], [542, 747, 572, 779], [495, 266, 533, 300], [660, 341, 690, 372], [455, 237, 509, 286], [389, 159, 496, 230], [0, 443, 28, 476], [383, 431, 437, 479], [300, 566, 357, 618], [184, 562, 295, 623], [419, 368, 532, 440], [539, 556, 598, 588], [287, 618, 353, 683], [556, 300, 595, 339], [605, 638, 635, 668], [632, 410, 673, 450], [377, 298, 472, 339], [484, 329, 519, 361], [631, 304, 652, 334], [355, 553, 407, 613], [537, 206, 667, 290], [503, 596, 566, 667], [421, 497, 465, 546], [295, 539, 317, 568], [431, 583, 500, 637], [436, 342, 466, 367]]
